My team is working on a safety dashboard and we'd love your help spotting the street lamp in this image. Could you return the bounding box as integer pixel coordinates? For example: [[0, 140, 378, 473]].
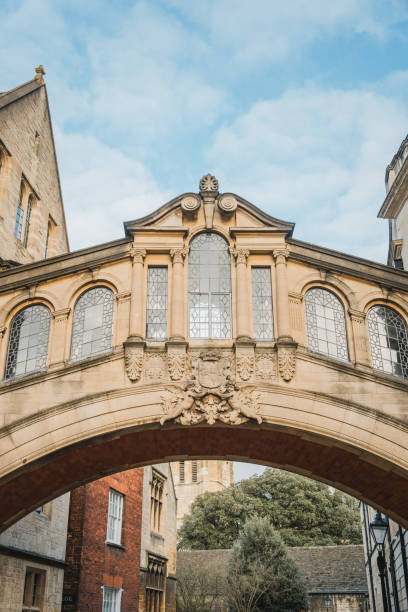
[[370, 511, 390, 612], [324, 595, 332, 607]]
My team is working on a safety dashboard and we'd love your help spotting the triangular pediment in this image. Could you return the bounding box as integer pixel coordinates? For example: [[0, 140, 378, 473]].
[[124, 175, 294, 237]]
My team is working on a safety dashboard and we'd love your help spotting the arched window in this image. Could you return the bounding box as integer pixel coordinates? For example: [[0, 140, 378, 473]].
[[70, 287, 114, 361], [14, 181, 25, 239], [305, 288, 349, 361], [23, 195, 33, 248], [5, 304, 51, 379], [367, 305, 408, 379], [188, 232, 232, 338]]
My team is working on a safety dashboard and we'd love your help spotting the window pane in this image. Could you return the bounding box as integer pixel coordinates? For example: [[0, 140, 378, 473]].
[[188, 233, 231, 339], [5, 305, 51, 380], [70, 287, 114, 361], [107, 489, 124, 544], [305, 288, 349, 361], [367, 305, 408, 380], [251, 267, 274, 340], [146, 267, 168, 340]]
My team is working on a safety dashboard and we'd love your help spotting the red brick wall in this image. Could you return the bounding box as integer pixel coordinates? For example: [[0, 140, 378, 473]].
[[62, 468, 144, 612]]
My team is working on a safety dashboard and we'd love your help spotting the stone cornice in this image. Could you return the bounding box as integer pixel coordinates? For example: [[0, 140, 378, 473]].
[[378, 158, 408, 219], [0, 238, 131, 294], [287, 238, 408, 292]]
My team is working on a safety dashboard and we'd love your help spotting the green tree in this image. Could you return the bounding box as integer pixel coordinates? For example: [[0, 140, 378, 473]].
[[178, 468, 362, 549], [227, 518, 308, 612]]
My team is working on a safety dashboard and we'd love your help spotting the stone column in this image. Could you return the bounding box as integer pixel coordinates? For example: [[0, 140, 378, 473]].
[[231, 248, 251, 340], [170, 247, 188, 340], [129, 248, 146, 340], [272, 247, 292, 341], [49, 308, 71, 368], [349, 309, 371, 367]]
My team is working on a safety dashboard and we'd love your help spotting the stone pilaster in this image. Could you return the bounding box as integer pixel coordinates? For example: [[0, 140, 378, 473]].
[[170, 247, 188, 341], [129, 247, 146, 340], [349, 308, 371, 367], [231, 247, 251, 341], [49, 308, 71, 368], [272, 247, 292, 341]]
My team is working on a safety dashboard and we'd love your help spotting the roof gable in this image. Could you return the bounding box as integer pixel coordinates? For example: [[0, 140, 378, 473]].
[[124, 174, 295, 237]]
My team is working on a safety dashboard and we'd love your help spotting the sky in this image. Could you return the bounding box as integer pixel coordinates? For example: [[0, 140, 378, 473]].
[[1, 1, 408, 481]]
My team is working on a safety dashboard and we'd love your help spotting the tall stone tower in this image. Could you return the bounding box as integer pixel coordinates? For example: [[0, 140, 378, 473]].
[[172, 460, 234, 531], [0, 65, 69, 267]]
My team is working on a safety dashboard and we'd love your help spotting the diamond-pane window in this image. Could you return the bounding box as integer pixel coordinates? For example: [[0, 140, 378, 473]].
[[252, 267, 274, 340], [188, 232, 232, 338], [367, 305, 408, 380], [4, 304, 51, 380], [70, 287, 114, 361], [305, 288, 349, 361], [146, 267, 168, 340]]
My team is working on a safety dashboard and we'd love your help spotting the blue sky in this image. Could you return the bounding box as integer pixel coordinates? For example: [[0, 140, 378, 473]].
[[2, 0, 408, 482], [1, 0, 408, 267]]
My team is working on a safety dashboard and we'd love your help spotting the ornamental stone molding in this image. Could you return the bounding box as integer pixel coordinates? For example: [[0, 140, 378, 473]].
[[129, 247, 146, 264], [218, 194, 237, 215], [170, 247, 188, 264], [160, 349, 262, 425], [277, 342, 297, 382], [124, 339, 144, 382], [145, 352, 167, 380], [236, 353, 254, 381], [181, 195, 201, 215], [272, 247, 290, 263], [168, 351, 186, 381], [255, 352, 277, 381], [230, 247, 250, 265]]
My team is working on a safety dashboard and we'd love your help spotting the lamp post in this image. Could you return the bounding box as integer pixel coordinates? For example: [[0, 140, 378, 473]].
[[370, 511, 390, 612], [324, 595, 332, 607]]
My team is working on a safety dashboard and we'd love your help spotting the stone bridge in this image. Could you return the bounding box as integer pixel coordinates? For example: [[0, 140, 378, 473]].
[[1, 176, 408, 530]]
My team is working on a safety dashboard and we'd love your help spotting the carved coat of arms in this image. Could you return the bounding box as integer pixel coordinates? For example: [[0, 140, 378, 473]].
[[160, 350, 262, 426]]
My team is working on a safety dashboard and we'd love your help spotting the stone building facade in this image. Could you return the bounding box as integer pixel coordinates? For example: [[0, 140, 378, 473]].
[[0, 69, 70, 612], [171, 459, 234, 531], [177, 546, 369, 611]]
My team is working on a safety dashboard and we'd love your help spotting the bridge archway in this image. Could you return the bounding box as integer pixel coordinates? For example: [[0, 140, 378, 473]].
[[1, 384, 408, 531]]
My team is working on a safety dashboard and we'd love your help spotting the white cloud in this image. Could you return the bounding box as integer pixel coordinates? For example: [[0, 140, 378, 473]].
[[207, 87, 408, 261], [55, 130, 170, 250]]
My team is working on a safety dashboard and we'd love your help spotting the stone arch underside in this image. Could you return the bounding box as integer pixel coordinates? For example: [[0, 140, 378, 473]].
[[1, 385, 408, 531]]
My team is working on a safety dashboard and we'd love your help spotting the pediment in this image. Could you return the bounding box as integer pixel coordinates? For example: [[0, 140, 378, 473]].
[[124, 174, 294, 237]]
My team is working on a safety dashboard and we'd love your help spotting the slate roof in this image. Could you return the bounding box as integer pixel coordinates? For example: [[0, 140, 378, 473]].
[[177, 545, 368, 595]]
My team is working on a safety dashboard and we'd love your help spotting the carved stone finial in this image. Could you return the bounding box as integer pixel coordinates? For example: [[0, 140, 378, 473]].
[[35, 65, 45, 83], [199, 173, 219, 195]]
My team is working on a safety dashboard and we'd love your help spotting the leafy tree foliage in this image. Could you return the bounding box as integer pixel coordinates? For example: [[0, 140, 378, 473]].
[[178, 468, 362, 549], [227, 518, 308, 612]]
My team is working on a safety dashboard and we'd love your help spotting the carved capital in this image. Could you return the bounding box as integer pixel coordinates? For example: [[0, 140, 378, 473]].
[[170, 247, 188, 264], [349, 308, 366, 324], [272, 247, 290, 263], [130, 247, 146, 264], [52, 308, 71, 323], [230, 247, 250, 265], [277, 342, 297, 382]]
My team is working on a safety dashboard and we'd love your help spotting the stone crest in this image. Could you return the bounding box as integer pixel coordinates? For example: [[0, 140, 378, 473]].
[[255, 352, 277, 381], [160, 350, 262, 426], [145, 353, 167, 380]]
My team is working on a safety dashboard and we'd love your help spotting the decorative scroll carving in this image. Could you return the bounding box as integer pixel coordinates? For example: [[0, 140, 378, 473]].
[[255, 352, 277, 381], [124, 343, 144, 382], [181, 195, 200, 214], [277, 345, 296, 382], [168, 352, 186, 381], [170, 247, 188, 264], [130, 247, 146, 264], [272, 247, 290, 263], [230, 247, 250, 265], [236, 354, 254, 381], [145, 353, 167, 380], [160, 350, 262, 426], [218, 194, 237, 214], [199, 173, 219, 194]]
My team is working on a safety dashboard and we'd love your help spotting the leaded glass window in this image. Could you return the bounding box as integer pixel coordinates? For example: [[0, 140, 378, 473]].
[[14, 182, 24, 239], [23, 195, 32, 248], [70, 287, 114, 361], [188, 232, 232, 338], [146, 267, 168, 340], [252, 267, 274, 340], [367, 306, 408, 379], [305, 288, 349, 361], [5, 304, 51, 380]]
